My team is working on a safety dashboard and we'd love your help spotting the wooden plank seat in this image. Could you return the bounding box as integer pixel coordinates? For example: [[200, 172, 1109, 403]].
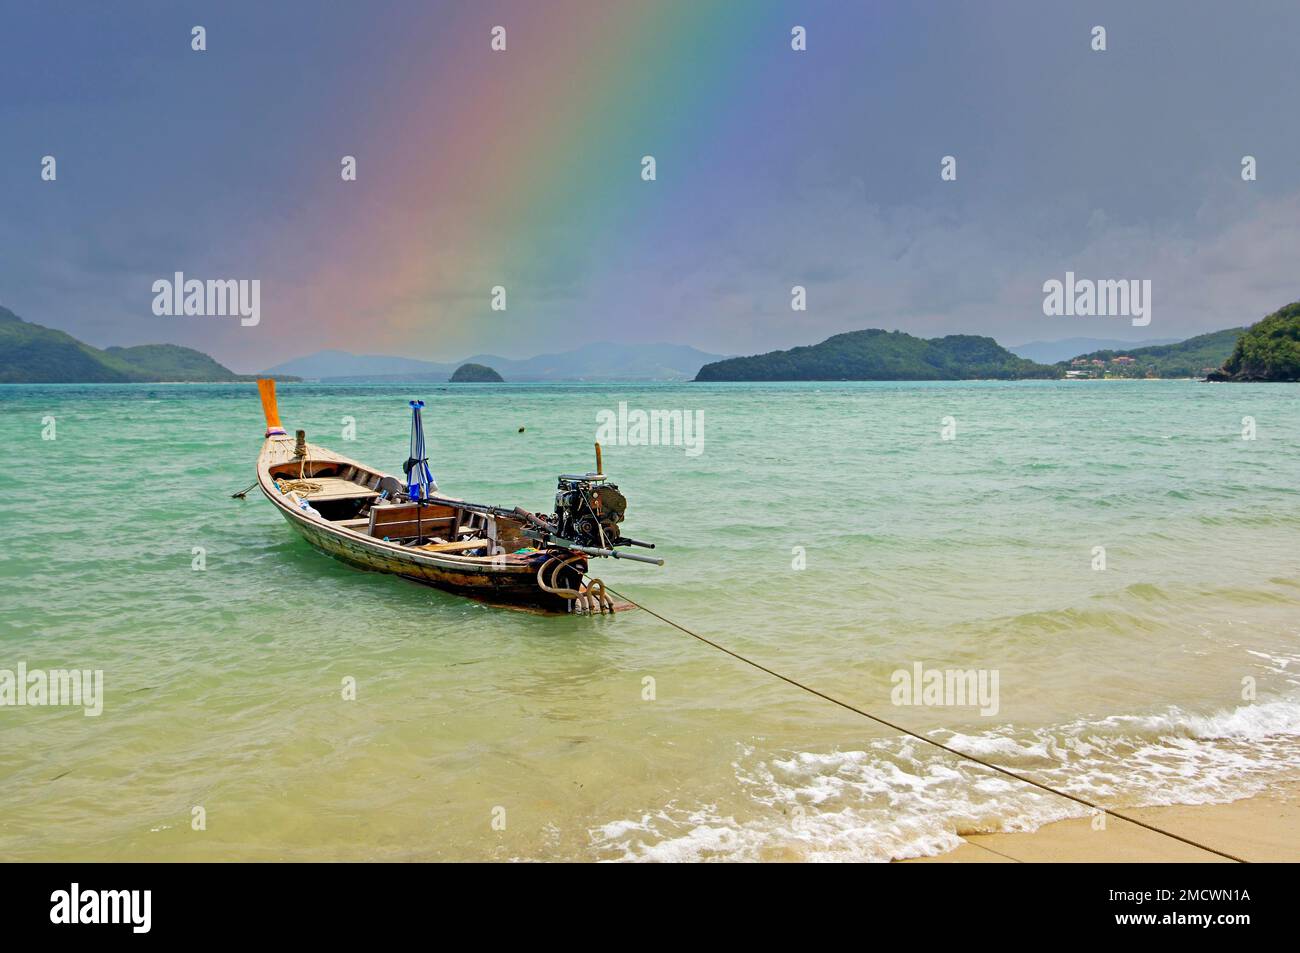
[[298, 476, 381, 502], [368, 502, 459, 541], [417, 538, 490, 553]]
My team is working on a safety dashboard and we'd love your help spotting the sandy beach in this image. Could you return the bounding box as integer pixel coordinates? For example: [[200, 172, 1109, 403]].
[[910, 782, 1300, 863]]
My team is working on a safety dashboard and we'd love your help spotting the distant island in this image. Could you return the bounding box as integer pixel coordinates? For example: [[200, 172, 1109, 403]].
[[265, 342, 726, 382], [692, 312, 1295, 382], [0, 306, 299, 383], [1207, 302, 1300, 382], [449, 362, 504, 382], [694, 330, 1058, 381]]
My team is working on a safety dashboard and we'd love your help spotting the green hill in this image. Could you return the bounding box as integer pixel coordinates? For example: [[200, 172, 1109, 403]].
[[1, 305, 136, 382], [449, 362, 505, 382], [1208, 302, 1300, 382], [0, 305, 296, 383], [103, 344, 252, 382], [693, 329, 1059, 381], [1059, 327, 1244, 378]]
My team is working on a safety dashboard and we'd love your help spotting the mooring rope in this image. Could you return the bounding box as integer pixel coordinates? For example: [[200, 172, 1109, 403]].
[[231, 481, 258, 499], [605, 585, 1248, 864]]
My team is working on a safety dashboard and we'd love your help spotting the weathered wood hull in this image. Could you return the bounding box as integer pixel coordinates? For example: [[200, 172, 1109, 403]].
[[257, 435, 581, 612], [272, 507, 575, 609]]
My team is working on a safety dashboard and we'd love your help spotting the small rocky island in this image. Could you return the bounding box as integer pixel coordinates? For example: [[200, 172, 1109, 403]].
[[449, 362, 504, 383], [1207, 302, 1300, 382]]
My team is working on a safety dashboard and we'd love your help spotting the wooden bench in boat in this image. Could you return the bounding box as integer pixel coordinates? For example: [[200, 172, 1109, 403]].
[[368, 502, 459, 541], [300, 476, 381, 502]]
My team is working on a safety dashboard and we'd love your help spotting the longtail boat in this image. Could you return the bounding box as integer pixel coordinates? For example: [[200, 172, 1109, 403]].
[[251, 379, 662, 613]]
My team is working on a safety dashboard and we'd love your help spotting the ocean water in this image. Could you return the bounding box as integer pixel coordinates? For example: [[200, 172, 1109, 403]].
[[1, 379, 1298, 861]]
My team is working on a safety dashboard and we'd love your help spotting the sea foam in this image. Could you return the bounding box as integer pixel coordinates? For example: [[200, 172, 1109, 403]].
[[590, 699, 1300, 862]]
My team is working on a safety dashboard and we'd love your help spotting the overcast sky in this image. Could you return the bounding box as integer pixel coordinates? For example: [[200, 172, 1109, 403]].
[[2, 1, 1297, 371]]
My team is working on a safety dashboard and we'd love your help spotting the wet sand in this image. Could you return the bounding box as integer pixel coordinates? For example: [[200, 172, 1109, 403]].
[[909, 782, 1300, 863]]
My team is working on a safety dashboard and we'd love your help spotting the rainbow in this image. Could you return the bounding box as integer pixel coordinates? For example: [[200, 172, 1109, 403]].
[[282, 1, 784, 356]]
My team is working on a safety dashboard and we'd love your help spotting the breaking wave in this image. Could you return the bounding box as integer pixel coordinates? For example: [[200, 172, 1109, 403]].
[[590, 699, 1300, 862]]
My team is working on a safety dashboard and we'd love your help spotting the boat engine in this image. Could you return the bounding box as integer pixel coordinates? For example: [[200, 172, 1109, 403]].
[[527, 443, 661, 565], [553, 475, 627, 549]]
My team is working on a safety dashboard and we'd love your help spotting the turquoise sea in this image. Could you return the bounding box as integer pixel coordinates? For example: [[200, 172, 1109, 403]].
[[1, 380, 1298, 861]]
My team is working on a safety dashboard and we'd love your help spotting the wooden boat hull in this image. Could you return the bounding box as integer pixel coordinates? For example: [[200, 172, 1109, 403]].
[[272, 506, 571, 608], [256, 434, 588, 612]]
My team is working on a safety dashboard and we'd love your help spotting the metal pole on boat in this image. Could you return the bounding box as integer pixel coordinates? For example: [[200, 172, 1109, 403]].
[[405, 399, 436, 544]]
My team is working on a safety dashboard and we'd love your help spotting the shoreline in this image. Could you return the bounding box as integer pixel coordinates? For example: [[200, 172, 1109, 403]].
[[906, 782, 1300, 863]]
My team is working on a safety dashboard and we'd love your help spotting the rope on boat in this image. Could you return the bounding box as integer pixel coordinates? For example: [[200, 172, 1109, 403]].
[[604, 585, 1249, 864], [277, 479, 323, 495], [538, 553, 615, 615]]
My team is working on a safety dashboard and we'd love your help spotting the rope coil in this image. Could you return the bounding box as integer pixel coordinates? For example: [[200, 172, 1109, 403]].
[[537, 553, 614, 614], [277, 479, 323, 495]]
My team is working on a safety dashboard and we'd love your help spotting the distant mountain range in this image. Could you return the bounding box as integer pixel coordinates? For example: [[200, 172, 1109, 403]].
[[265, 342, 727, 382], [695, 330, 1059, 381], [4, 301, 1283, 384], [1007, 337, 1181, 364], [0, 307, 720, 383], [0, 306, 298, 383]]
